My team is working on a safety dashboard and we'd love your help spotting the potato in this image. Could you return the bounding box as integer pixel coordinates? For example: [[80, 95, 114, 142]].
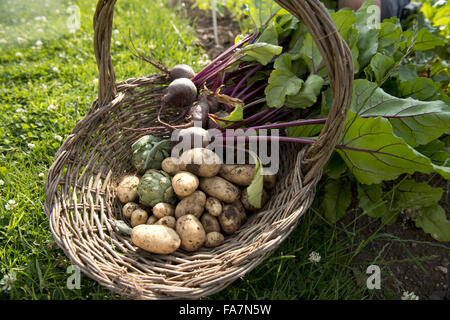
[[146, 215, 158, 225], [161, 157, 182, 175], [201, 213, 221, 233], [175, 190, 206, 219], [131, 208, 148, 227], [152, 202, 175, 219], [241, 188, 268, 211], [122, 202, 140, 219], [179, 148, 222, 177], [205, 197, 222, 217], [263, 170, 277, 190], [219, 204, 242, 235], [199, 176, 241, 203], [232, 199, 247, 225], [172, 171, 199, 197], [219, 164, 255, 186], [204, 232, 224, 248], [176, 214, 206, 251], [131, 224, 181, 254], [116, 175, 140, 203], [155, 216, 176, 229]]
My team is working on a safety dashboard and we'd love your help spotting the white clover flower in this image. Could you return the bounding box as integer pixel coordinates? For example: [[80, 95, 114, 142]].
[[308, 251, 321, 264], [37, 28, 44, 33], [113, 29, 119, 35], [114, 40, 121, 46], [0, 179, 4, 186], [5, 199, 16, 211], [401, 291, 419, 300], [0, 272, 16, 291], [36, 40, 43, 47], [38, 172, 45, 178], [53, 134, 63, 142], [15, 52, 23, 58], [47, 103, 56, 111], [15, 107, 25, 113], [27, 143, 36, 149], [0, 39, 7, 44], [17, 37, 25, 43], [52, 66, 58, 72], [93, 78, 98, 84]]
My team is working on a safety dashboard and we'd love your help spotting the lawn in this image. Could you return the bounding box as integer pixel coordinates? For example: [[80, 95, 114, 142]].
[[0, 0, 446, 300]]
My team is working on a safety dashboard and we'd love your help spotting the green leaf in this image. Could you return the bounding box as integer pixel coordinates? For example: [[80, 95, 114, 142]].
[[415, 139, 450, 167], [394, 179, 443, 210], [415, 205, 450, 242], [394, 77, 441, 101], [351, 79, 450, 147], [243, 42, 283, 65], [286, 122, 323, 138], [212, 104, 244, 128], [331, 9, 360, 73], [354, 0, 379, 68], [285, 74, 325, 109], [411, 28, 445, 51], [245, 0, 281, 29], [246, 153, 264, 208], [265, 54, 304, 107], [364, 53, 396, 84], [357, 183, 388, 219], [336, 110, 450, 185], [322, 179, 352, 223], [324, 152, 347, 180], [377, 19, 403, 54], [298, 34, 325, 76], [258, 22, 278, 45]]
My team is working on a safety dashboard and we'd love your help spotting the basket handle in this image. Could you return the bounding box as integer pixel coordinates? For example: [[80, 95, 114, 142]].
[[93, 0, 353, 183]]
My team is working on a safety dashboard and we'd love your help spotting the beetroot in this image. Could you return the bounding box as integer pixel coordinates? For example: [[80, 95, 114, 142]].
[[163, 78, 197, 109], [170, 64, 196, 80]]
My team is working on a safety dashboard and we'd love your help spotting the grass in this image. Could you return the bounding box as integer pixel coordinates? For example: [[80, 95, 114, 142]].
[[0, 0, 425, 300]]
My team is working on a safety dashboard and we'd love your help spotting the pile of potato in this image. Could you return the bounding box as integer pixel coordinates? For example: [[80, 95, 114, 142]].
[[115, 147, 276, 255]]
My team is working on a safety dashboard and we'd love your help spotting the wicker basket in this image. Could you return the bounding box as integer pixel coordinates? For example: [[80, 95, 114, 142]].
[[44, 0, 353, 299]]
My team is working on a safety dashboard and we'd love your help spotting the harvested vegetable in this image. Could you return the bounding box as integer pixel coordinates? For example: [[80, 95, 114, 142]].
[[152, 202, 175, 219], [219, 204, 242, 235], [116, 175, 140, 203], [205, 197, 222, 217], [175, 190, 206, 219], [219, 164, 255, 186], [163, 78, 197, 109], [176, 214, 206, 252], [199, 176, 241, 203], [204, 232, 224, 248], [155, 216, 177, 229], [179, 148, 222, 177], [201, 213, 221, 233], [131, 135, 172, 174], [161, 157, 182, 175], [172, 171, 199, 197], [137, 169, 176, 207], [131, 224, 181, 254], [169, 64, 195, 80], [122, 202, 140, 219], [131, 208, 148, 227]]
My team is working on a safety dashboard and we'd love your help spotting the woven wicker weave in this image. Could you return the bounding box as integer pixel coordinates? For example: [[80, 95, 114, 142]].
[[44, 0, 353, 299]]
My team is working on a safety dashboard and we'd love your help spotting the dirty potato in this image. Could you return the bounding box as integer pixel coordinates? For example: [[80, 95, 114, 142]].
[[152, 202, 175, 219], [155, 216, 176, 229], [179, 148, 222, 177], [201, 213, 221, 233], [199, 176, 241, 203], [205, 197, 222, 217], [219, 204, 242, 234], [146, 215, 158, 225], [204, 232, 224, 248], [122, 202, 140, 219], [218, 164, 255, 186], [116, 175, 140, 203], [172, 171, 199, 197], [131, 208, 148, 227], [131, 224, 181, 254], [176, 214, 206, 252], [161, 157, 182, 175], [175, 190, 206, 219]]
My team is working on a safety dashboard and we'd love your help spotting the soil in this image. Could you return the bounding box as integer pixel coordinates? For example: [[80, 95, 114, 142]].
[[178, 2, 450, 300]]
